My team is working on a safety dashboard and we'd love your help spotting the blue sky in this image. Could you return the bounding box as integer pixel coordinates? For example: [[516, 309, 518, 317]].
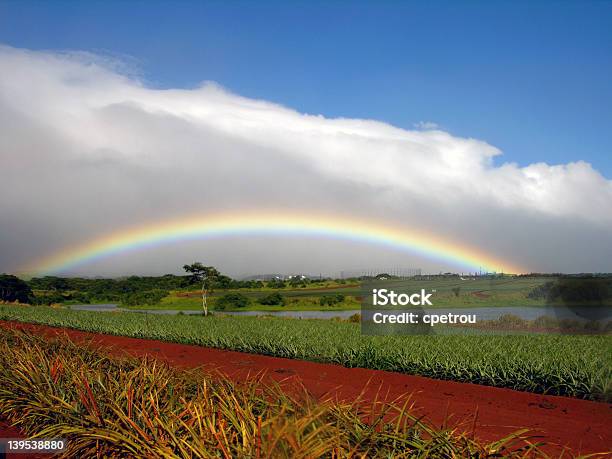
[[1, 0, 611, 177]]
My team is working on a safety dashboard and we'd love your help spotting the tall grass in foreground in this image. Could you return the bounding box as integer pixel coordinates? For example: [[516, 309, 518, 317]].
[[0, 329, 552, 458]]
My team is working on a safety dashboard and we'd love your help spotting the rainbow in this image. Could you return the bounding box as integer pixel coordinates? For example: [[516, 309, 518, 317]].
[[24, 211, 524, 275]]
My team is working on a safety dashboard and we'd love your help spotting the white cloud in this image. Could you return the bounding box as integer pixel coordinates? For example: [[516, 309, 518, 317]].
[[1, 45, 611, 275], [414, 121, 439, 130]]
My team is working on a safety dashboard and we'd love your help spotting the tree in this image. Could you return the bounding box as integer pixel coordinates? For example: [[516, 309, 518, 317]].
[[0, 274, 33, 303], [267, 278, 286, 289], [183, 263, 220, 316]]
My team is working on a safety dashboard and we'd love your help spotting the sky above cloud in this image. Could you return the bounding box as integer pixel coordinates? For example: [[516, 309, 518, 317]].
[[1, 45, 611, 277]]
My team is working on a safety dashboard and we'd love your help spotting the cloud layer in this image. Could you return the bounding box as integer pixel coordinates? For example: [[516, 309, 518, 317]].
[[1, 45, 611, 276]]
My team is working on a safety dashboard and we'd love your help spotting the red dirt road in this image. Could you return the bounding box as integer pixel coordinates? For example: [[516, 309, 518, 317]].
[[1, 320, 610, 456]]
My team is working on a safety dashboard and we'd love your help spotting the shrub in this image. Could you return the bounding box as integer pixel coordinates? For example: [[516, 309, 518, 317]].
[[215, 293, 249, 310], [121, 290, 167, 306], [348, 313, 361, 323], [31, 292, 67, 305], [258, 292, 285, 306], [320, 294, 345, 306]]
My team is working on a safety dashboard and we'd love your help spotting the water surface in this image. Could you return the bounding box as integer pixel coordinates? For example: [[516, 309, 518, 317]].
[[70, 304, 609, 321]]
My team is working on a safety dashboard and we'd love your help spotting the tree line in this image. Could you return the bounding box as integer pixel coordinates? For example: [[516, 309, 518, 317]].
[[0, 263, 335, 308]]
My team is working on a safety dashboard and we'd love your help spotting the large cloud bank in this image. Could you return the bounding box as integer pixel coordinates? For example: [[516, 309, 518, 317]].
[[1, 45, 611, 276]]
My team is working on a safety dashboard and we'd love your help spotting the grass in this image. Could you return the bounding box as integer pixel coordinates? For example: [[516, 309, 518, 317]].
[[0, 305, 610, 401], [123, 277, 555, 310], [0, 327, 554, 458], [363, 277, 552, 308], [126, 294, 361, 312]]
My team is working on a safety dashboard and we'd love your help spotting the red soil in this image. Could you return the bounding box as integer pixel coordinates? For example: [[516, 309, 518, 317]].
[[472, 291, 491, 298], [1, 320, 610, 456]]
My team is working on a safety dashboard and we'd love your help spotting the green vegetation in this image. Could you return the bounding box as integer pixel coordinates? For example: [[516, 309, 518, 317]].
[[125, 292, 360, 312], [24, 270, 360, 310], [0, 328, 547, 458], [182, 262, 222, 315], [479, 314, 612, 334], [0, 274, 33, 303], [27, 274, 188, 304], [319, 293, 345, 306], [527, 277, 612, 305], [129, 276, 563, 311], [18, 273, 612, 312], [364, 277, 552, 307], [267, 278, 286, 288], [214, 292, 249, 310], [121, 289, 168, 306], [258, 291, 285, 306], [0, 305, 609, 401]]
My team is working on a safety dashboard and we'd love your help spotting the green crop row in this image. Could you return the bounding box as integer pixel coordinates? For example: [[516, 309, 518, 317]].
[[0, 305, 610, 401]]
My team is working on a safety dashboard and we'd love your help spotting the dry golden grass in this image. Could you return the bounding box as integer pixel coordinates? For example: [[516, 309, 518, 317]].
[[0, 328, 556, 458]]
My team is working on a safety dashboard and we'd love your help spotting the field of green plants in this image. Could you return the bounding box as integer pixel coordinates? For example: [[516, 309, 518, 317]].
[[133, 291, 361, 311], [25, 274, 587, 311], [125, 276, 552, 311], [1, 305, 609, 401], [0, 327, 546, 458]]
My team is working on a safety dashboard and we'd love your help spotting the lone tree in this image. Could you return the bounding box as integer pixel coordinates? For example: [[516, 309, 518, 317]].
[[183, 263, 219, 316]]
